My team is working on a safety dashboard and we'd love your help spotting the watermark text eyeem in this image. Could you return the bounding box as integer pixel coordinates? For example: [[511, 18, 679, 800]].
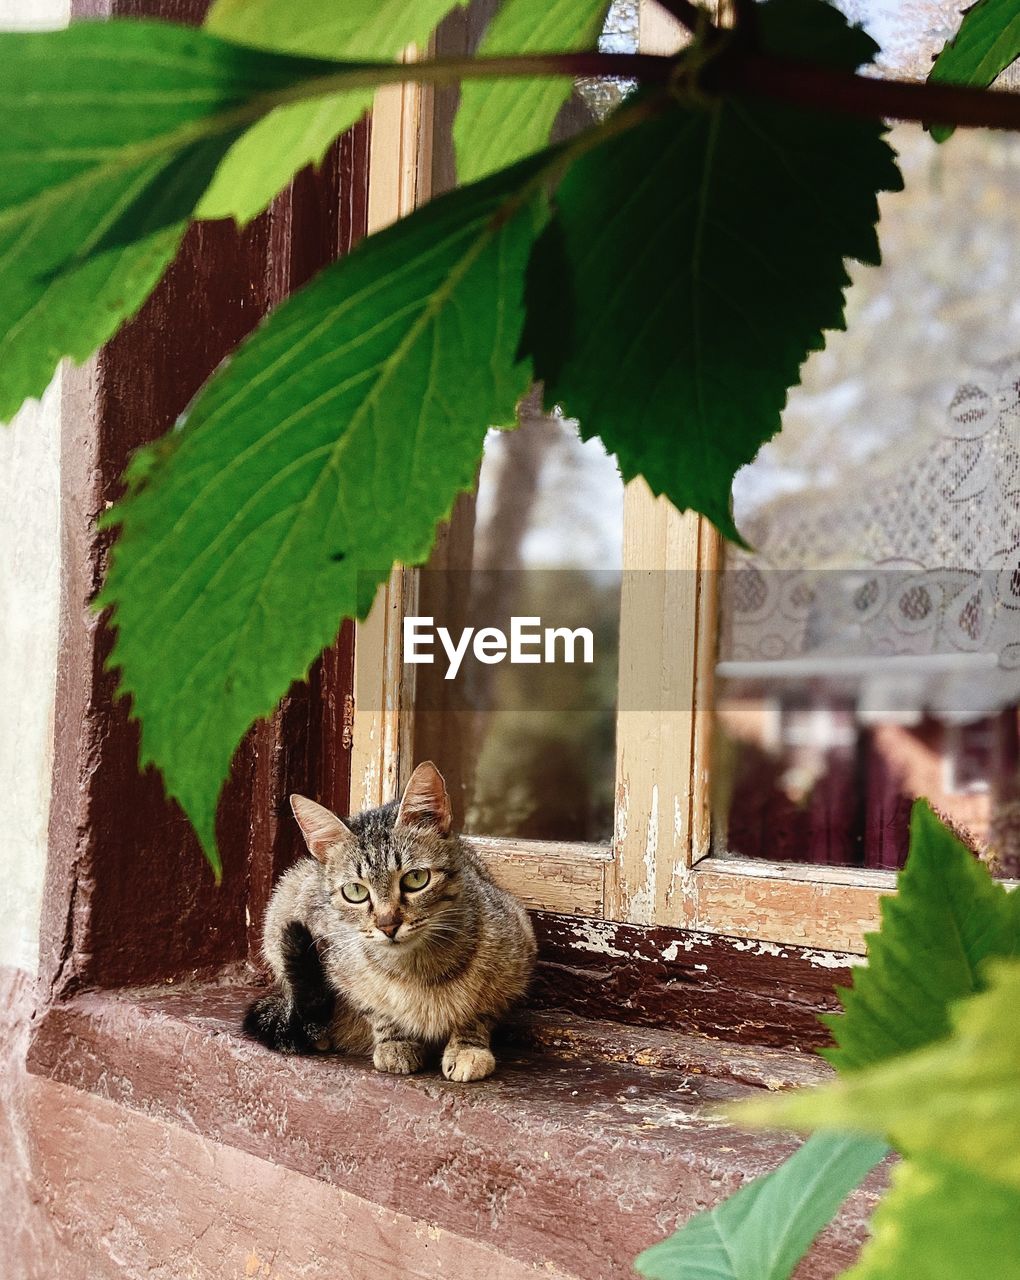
[[403, 616, 595, 680]]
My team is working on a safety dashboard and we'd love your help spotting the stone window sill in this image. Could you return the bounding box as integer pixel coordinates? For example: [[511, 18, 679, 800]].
[[27, 983, 887, 1279]]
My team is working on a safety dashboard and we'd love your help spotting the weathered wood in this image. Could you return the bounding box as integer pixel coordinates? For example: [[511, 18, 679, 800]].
[[470, 837, 610, 917], [26, 983, 888, 1280], [244, 133, 368, 960], [610, 486, 704, 923], [691, 518, 721, 865], [530, 911, 858, 1050], [350, 66, 434, 814], [6, 964, 576, 1280], [40, 0, 368, 995], [469, 833, 888, 952], [28, 1071, 570, 1280], [520, 1008, 833, 1088], [606, 6, 716, 923], [681, 862, 889, 954]]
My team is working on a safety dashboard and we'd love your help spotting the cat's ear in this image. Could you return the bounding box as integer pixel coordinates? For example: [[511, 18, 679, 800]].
[[395, 761, 452, 835], [290, 794, 355, 863]]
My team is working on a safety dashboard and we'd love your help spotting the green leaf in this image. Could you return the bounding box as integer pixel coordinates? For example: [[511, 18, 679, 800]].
[[101, 155, 549, 873], [821, 799, 1020, 1074], [842, 1160, 1020, 1280], [928, 0, 1020, 143], [0, 20, 355, 422], [453, 0, 611, 185], [205, 0, 459, 54], [522, 0, 901, 540], [199, 0, 464, 225], [635, 1133, 888, 1280], [737, 960, 1020, 1194]]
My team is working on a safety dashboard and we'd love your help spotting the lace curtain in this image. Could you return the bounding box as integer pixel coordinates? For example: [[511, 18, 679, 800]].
[[724, 357, 1020, 726], [714, 102, 1020, 875], [718, 357, 1020, 877]]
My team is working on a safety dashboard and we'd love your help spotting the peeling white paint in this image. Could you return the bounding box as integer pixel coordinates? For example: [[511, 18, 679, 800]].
[[659, 941, 713, 969], [645, 785, 659, 868], [623, 783, 659, 921], [803, 948, 866, 970], [731, 937, 789, 958], [563, 918, 630, 959], [613, 771, 630, 851], [665, 928, 719, 953], [726, 934, 864, 969]]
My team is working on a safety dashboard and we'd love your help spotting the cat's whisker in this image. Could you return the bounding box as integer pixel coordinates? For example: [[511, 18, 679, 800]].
[[422, 923, 469, 939]]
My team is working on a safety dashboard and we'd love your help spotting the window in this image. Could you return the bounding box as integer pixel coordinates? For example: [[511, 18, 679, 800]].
[[352, 0, 1019, 958], [412, 409, 623, 844], [715, 56, 1020, 882]]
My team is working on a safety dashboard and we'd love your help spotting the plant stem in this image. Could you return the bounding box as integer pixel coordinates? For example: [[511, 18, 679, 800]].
[[263, 51, 677, 104], [714, 50, 1020, 131], [279, 48, 1020, 136]]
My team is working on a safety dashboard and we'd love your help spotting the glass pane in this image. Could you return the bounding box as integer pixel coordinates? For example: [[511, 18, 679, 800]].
[[413, 402, 624, 841], [713, 3, 1020, 879], [410, 5, 636, 842]]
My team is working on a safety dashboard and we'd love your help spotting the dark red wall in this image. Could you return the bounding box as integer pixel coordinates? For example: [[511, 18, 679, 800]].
[[40, 0, 368, 997]]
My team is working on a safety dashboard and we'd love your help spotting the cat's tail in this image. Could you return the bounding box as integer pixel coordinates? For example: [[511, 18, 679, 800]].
[[243, 920, 336, 1054]]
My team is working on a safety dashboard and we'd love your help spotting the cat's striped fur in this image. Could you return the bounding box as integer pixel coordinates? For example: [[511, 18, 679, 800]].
[[244, 762, 535, 1082]]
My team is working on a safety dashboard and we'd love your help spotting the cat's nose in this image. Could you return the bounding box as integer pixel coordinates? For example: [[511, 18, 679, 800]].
[[377, 919, 401, 939]]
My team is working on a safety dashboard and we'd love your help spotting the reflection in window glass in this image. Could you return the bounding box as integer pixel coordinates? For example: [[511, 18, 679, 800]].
[[411, 4, 635, 842], [576, 0, 639, 118], [413, 403, 623, 841], [714, 114, 1020, 878]]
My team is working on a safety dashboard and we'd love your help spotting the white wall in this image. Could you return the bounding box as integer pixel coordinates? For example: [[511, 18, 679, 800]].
[[0, 0, 70, 972], [0, 389, 62, 974], [0, 1, 68, 29]]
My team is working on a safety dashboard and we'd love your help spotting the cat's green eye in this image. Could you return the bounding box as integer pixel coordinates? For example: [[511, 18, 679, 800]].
[[341, 881, 369, 904], [401, 868, 431, 893]]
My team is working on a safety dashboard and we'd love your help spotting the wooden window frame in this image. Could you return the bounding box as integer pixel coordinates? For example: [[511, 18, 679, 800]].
[[349, 2, 893, 958]]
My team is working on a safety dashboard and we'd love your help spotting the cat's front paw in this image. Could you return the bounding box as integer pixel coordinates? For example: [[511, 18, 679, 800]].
[[373, 1040, 425, 1075], [442, 1045, 496, 1082]]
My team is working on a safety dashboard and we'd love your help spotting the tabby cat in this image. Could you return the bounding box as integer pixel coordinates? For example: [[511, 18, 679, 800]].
[[244, 761, 536, 1082]]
